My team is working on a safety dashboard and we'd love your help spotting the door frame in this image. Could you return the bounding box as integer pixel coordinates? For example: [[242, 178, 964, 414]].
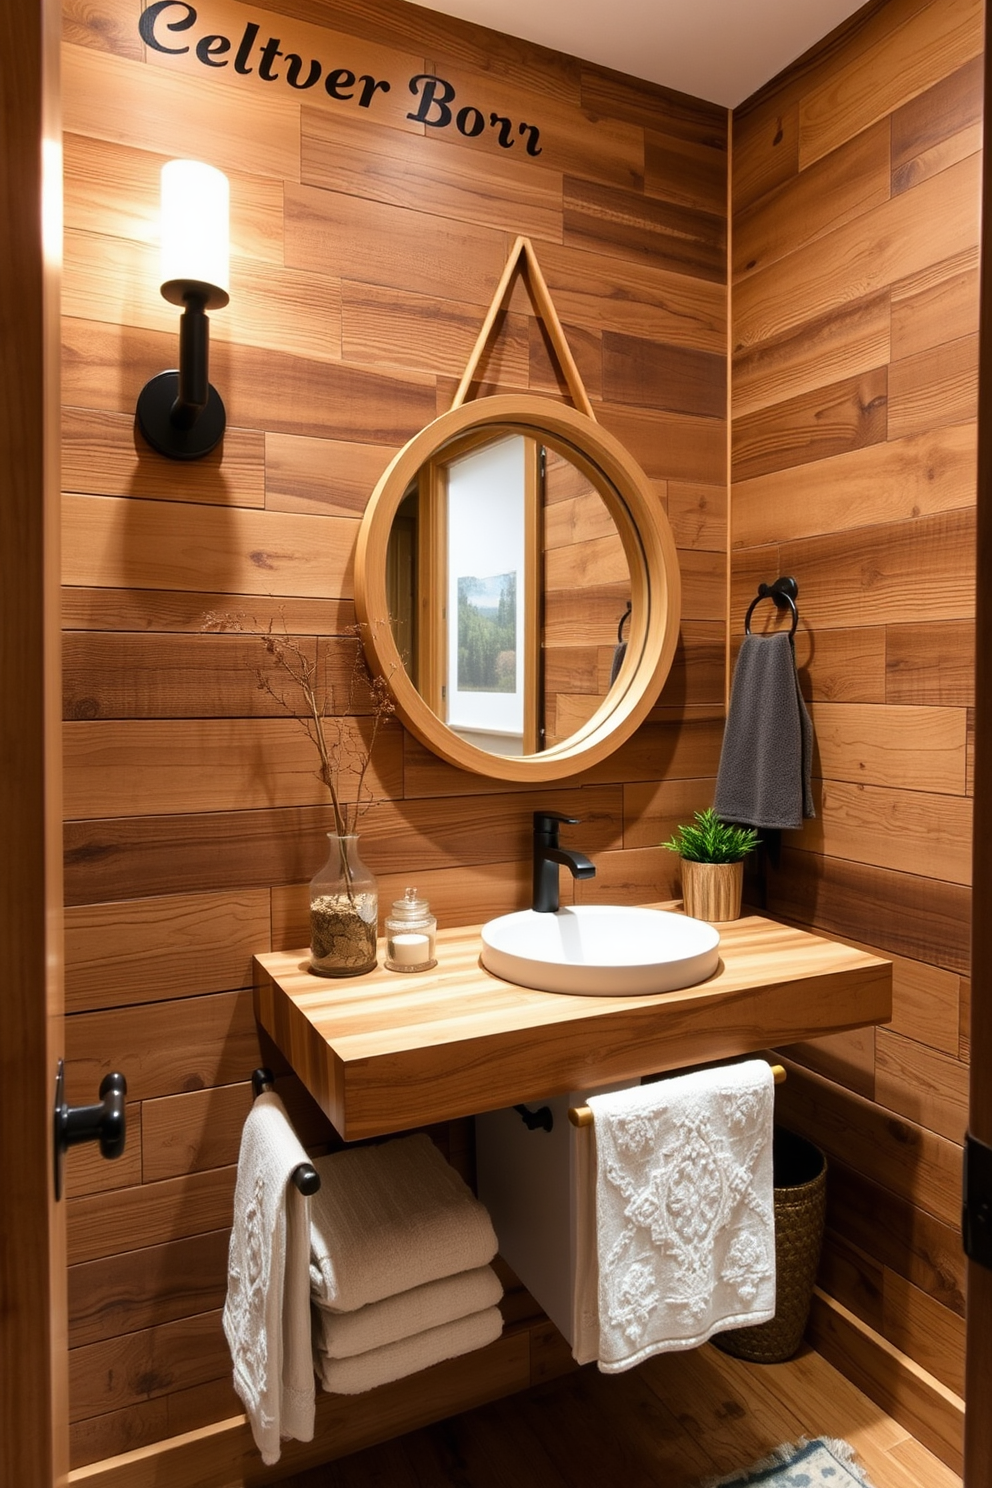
[[0, 0, 68, 1481]]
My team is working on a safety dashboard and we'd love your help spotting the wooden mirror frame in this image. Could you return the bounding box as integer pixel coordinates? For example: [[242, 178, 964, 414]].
[[355, 395, 681, 783]]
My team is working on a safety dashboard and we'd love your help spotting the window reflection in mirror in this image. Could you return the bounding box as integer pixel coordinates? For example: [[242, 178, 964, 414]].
[[386, 426, 630, 758]]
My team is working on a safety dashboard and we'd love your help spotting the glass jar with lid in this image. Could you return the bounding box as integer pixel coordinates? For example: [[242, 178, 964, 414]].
[[384, 887, 437, 973]]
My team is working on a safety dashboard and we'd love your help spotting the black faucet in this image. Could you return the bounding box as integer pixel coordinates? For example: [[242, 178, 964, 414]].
[[532, 810, 596, 913]]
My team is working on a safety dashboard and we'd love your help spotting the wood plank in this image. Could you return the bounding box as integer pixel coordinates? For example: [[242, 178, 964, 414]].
[[68, 1231, 230, 1348], [70, 1310, 229, 1422], [527, 315, 604, 403], [732, 366, 887, 483], [408, 62, 646, 190], [64, 716, 404, 818], [271, 859, 531, 949], [64, 990, 261, 1107], [563, 176, 726, 283], [67, 1333, 533, 1486], [809, 702, 966, 795], [657, 623, 726, 707], [734, 154, 980, 353], [62, 316, 437, 445], [62, 408, 265, 508], [601, 333, 725, 418], [741, 508, 977, 632], [890, 255, 978, 361], [765, 848, 970, 975], [790, 779, 971, 886], [62, 631, 377, 721], [66, 1105, 143, 1200], [62, 491, 358, 599], [798, 0, 982, 168], [141, 0, 427, 137], [63, 786, 623, 905], [64, 890, 270, 1012], [775, 1061, 962, 1227], [732, 421, 975, 548], [63, 588, 355, 636], [596, 403, 725, 484], [141, 1082, 253, 1185], [733, 290, 890, 420], [63, 229, 343, 365], [887, 334, 978, 442], [62, 42, 300, 181], [732, 97, 799, 216], [341, 280, 530, 383], [534, 240, 726, 353], [891, 55, 984, 194], [579, 65, 726, 141], [571, 846, 682, 908], [265, 432, 395, 517], [644, 126, 726, 215], [62, 133, 285, 266], [63, 0, 144, 60], [70, 1376, 239, 1472], [666, 482, 726, 551], [772, 920, 962, 1056], [68, 1168, 238, 1266], [793, 627, 887, 703], [734, 119, 890, 282], [777, 1024, 876, 1099], [808, 1291, 964, 1475], [301, 108, 564, 242], [875, 1028, 969, 1144], [284, 179, 509, 307], [254, 915, 890, 1140], [824, 1162, 965, 1316], [885, 621, 974, 706]]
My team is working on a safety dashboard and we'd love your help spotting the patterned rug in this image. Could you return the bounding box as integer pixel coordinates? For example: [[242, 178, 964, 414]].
[[701, 1436, 877, 1486]]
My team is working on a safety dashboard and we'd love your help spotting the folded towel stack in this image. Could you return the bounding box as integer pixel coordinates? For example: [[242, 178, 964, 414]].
[[309, 1132, 503, 1394]]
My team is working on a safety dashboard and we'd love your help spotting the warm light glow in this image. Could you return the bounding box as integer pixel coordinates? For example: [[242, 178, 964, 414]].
[[159, 159, 229, 296]]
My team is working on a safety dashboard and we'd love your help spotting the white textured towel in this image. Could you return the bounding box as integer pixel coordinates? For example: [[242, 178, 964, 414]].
[[309, 1133, 498, 1311], [313, 1264, 503, 1359], [315, 1306, 504, 1395], [222, 1092, 315, 1465], [572, 1061, 776, 1372]]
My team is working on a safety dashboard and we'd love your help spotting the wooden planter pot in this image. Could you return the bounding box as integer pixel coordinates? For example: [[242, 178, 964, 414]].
[[680, 858, 744, 922]]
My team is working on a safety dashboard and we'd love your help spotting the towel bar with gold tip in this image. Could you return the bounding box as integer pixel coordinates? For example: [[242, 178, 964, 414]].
[[251, 1067, 321, 1194], [567, 1062, 787, 1128]]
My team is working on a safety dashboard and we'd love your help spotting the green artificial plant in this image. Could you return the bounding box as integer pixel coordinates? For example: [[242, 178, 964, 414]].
[[661, 807, 760, 864]]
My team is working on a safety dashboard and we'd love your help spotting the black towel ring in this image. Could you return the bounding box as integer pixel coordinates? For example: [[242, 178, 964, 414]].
[[617, 600, 632, 642], [744, 576, 799, 637]]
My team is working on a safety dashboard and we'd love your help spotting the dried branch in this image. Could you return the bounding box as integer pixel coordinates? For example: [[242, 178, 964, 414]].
[[203, 609, 395, 837]]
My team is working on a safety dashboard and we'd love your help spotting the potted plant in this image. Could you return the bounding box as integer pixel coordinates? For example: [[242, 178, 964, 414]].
[[661, 807, 760, 922]]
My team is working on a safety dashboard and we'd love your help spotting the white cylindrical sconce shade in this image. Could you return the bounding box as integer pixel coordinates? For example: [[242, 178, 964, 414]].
[[159, 159, 230, 307]]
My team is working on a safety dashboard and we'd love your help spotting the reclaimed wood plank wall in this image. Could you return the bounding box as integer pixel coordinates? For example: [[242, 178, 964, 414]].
[[731, 0, 981, 1435], [60, 0, 727, 1465]]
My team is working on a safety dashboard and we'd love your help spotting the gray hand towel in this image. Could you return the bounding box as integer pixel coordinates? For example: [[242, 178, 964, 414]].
[[713, 632, 814, 831]]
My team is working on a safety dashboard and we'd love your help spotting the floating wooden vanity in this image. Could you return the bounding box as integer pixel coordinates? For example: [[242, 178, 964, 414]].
[[254, 908, 891, 1141]]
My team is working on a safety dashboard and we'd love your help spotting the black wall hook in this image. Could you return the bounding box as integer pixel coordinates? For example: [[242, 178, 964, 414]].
[[744, 576, 799, 637]]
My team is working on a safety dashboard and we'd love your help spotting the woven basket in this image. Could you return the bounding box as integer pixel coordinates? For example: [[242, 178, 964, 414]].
[[714, 1127, 827, 1364]]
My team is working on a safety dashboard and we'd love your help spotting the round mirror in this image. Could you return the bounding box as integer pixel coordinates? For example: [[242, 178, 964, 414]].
[[355, 395, 681, 783]]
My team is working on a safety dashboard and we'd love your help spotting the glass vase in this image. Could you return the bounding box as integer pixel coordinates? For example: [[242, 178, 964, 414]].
[[309, 833, 378, 977]]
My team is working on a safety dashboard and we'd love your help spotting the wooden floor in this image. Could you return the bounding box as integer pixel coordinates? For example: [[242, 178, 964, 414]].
[[274, 1341, 961, 1487]]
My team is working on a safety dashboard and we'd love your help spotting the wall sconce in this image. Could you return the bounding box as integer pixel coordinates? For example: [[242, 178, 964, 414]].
[[136, 160, 230, 460]]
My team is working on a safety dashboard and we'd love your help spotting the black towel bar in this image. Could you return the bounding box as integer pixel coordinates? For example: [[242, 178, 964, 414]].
[[251, 1067, 321, 1195], [744, 576, 799, 637]]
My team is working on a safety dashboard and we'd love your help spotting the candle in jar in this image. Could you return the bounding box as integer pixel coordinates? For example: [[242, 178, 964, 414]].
[[388, 932, 431, 967]]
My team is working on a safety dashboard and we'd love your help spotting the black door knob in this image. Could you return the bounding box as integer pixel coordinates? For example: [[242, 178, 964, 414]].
[[53, 1059, 127, 1201]]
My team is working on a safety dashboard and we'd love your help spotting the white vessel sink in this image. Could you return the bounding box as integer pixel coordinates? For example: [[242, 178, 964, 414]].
[[480, 904, 721, 996]]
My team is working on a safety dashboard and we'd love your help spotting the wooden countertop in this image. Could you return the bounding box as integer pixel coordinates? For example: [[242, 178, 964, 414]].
[[253, 908, 891, 1141]]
